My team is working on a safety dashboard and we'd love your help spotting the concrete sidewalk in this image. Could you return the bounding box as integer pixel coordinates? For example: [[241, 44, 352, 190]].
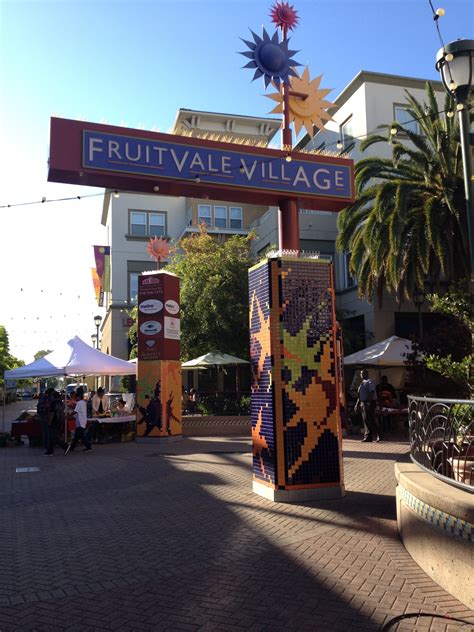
[[0, 436, 473, 631]]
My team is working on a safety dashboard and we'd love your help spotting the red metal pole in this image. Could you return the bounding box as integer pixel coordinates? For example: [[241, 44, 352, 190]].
[[278, 25, 299, 252]]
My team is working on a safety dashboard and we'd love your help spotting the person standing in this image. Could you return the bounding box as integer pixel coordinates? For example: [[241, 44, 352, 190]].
[[357, 369, 381, 442], [44, 391, 68, 456], [65, 388, 92, 453], [91, 387, 110, 416], [37, 388, 54, 451]]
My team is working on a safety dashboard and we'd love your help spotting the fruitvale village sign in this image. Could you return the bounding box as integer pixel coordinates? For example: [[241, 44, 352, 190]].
[[48, 117, 353, 212]]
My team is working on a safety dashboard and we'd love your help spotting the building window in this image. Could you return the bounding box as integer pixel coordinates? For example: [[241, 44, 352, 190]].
[[394, 105, 419, 134], [198, 204, 211, 225], [129, 210, 166, 237], [341, 116, 354, 148], [129, 272, 139, 303], [214, 206, 227, 228], [229, 207, 243, 229], [342, 251, 356, 289]]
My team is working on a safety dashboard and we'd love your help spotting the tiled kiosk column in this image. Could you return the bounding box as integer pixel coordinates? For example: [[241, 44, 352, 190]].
[[135, 271, 182, 443], [249, 255, 345, 502]]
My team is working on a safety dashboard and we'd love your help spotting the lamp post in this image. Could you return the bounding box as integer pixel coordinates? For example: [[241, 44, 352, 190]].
[[436, 40, 474, 280], [94, 315, 102, 350], [413, 288, 425, 341], [91, 333, 98, 349]]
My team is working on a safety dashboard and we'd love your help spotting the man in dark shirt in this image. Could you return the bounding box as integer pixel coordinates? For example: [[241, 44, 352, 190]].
[[357, 370, 381, 442]]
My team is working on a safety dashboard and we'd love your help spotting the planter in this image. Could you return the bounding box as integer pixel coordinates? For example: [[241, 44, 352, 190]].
[[449, 457, 474, 485]]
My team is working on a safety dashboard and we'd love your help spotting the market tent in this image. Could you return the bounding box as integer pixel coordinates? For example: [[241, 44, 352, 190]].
[[4, 336, 136, 379], [344, 336, 415, 367], [181, 352, 249, 369]]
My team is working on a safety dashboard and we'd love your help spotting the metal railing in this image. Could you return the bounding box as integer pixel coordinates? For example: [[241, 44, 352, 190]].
[[408, 395, 474, 492]]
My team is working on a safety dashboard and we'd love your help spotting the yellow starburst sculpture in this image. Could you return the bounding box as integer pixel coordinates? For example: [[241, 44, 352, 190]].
[[267, 66, 334, 138]]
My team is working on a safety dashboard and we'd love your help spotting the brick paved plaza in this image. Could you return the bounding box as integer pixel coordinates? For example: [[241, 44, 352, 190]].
[[0, 431, 473, 631]]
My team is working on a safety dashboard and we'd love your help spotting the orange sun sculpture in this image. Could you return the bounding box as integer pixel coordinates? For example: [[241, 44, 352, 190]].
[[147, 236, 172, 269], [266, 65, 334, 138]]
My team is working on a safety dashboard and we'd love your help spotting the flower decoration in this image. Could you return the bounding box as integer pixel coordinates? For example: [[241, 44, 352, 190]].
[[239, 27, 301, 88], [147, 236, 172, 268], [270, 1, 299, 32], [266, 66, 334, 137]]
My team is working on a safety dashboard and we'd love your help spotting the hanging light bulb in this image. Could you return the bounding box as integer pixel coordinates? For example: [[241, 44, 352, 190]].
[[336, 140, 343, 150], [285, 153, 292, 163], [390, 127, 398, 136], [114, 191, 120, 198], [435, 7, 445, 16], [445, 52, 453, 62], [456, 103, 464, 111], [446, 110, 454, 118], [449, 81, 457, 91]]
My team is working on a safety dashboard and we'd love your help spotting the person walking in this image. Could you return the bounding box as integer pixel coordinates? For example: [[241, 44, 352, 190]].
[[65, 388, 92, 453], [44, 391, 68, 456], [357, 369, 381, 442]]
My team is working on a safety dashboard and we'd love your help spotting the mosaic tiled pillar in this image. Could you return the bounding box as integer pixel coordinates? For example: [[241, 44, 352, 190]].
[[248, 255, 345, 502], [136, 271, 182, 443]]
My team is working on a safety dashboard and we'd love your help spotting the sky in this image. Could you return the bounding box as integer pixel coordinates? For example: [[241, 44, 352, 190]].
[[0, 0, 472, 363]]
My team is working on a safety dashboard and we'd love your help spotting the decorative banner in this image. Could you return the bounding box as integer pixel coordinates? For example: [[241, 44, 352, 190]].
[[93, 245, 111, 292], [91, 267, 103, 306], [137, 271, 180, 361]]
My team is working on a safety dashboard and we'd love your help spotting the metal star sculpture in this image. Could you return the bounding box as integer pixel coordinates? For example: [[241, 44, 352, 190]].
[[239, 26, 301, 88], [266, 66, 334, 137], [270, 1, 299, 31], [147, 236, 172, 269]]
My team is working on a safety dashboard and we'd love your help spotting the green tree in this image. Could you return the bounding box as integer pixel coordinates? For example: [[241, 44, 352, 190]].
[[167, 231, 254, 360], [0, 326, 24, 388], [127, 230, 254, 361], [337, 83, 468, 303], [423, 281, 473, 397], [34, 349, 52, 360]]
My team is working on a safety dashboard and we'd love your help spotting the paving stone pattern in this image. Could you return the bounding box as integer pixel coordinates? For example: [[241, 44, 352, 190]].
[[0, 436, 473, 631]]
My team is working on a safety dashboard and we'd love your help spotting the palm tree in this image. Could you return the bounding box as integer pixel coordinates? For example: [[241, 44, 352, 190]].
[[337, 82, 468, 304]]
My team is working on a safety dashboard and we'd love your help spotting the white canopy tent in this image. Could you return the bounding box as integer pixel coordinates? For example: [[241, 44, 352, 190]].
[[344, 336, 415, 367], [4, 336, 136, 379], [3, 337, 136, 433], [344, 336, 416, 392]]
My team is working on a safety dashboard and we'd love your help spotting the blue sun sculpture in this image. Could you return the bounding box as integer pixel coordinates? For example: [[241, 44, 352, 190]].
[[240, 27, 301, 88]]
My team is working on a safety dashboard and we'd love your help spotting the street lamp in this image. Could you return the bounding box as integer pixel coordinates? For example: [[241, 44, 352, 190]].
[[436, 40, 474, 279], [94, 315, 103, 350], [413, 288, 425, 341]]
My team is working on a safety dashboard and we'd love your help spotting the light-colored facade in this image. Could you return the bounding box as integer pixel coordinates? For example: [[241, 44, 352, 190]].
[[100, 110, 281, 360], [252, 71, 446, 348]]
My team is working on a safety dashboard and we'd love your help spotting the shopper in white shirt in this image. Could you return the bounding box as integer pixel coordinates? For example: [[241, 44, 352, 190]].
[[65, 388, 92, 453]]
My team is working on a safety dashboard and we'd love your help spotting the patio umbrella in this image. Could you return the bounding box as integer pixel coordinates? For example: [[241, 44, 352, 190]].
[[181, 352, 249, 368], [181, 352, 249, 393]]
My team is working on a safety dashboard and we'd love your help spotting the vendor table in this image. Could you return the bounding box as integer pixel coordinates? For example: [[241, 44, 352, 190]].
[[89, 415, 135, 424], [10, 420, 41, 438]]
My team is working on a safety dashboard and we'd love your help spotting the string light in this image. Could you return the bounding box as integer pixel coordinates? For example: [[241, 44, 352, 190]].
[[390, 127, 398, 136], [336, 140, 343, 149], [285, 153, 292, 163], [435, 7, 445, 18], [114, 190, 120, 198], [0, 191, 104, 209]]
